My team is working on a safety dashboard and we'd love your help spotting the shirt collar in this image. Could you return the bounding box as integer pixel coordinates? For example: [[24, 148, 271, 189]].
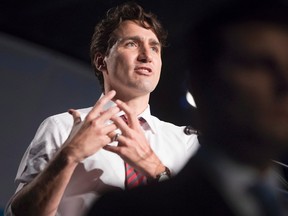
[[100, 94, 156, 134], [137, 105, 156, 134]]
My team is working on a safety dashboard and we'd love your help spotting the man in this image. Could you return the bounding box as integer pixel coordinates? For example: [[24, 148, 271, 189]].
[[5, 2, 199, 216], [87, 0, 288, 215]]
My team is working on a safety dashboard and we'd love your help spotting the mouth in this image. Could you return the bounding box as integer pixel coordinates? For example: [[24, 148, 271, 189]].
[[134, 66, 152, 75]]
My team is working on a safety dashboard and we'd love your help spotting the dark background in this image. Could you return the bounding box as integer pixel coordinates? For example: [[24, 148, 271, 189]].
[[0, 0, 207, 127]]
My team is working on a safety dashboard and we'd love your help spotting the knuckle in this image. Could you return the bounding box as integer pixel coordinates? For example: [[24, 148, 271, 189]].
[[98, 127, 106, 135], [85, 114, 94, 122], [91, 118, 99, 127], [98, 97, 108, 106]]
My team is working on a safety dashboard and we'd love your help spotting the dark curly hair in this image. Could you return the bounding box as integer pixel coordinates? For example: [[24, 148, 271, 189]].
[[90, 1, 168, 91]]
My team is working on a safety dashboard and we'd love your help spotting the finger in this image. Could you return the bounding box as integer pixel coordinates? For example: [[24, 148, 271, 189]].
[[86, 90, 116, 121], [107, 130, 121, 142], [97, 106, 120, 125], [115, 100, 139, 128], [103, 145, 119, 154], [110, 115, 130, 134], [114, 133, 127, 144], [102, 124, 119, 140], [68, 109, 82, 124]]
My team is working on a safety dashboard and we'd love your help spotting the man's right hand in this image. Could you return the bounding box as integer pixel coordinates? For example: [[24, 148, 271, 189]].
[[63, 90, 120, 163]]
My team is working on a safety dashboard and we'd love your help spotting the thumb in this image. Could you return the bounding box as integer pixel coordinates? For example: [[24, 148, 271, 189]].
[[68, 109, 82, 124]]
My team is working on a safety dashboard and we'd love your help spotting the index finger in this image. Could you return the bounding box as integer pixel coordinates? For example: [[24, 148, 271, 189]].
[[115, 99, 139, 128], [86, 90, 116, 121]]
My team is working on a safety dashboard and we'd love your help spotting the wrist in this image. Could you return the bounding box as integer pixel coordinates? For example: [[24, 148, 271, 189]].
[[148, 165, 171, 183], [59, 146, 80, 165], [156, 166, 171, 182], [154, 163, 166, 178]]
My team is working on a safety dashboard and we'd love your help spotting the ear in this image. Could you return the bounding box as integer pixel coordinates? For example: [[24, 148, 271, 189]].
[[94, 53, 107, 71]]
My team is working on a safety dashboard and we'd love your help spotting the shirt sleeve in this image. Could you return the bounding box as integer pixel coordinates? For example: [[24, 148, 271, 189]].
[[15, 115, 70, 185]]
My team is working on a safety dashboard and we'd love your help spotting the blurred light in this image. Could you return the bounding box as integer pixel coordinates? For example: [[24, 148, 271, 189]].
[[186, 91, 196, 108]]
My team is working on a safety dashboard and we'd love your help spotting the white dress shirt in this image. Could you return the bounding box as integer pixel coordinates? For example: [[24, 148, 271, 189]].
[[5, 97, 199, 216]]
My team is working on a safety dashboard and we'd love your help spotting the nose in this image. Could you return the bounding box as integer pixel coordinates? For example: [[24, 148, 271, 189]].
[[137, 45, 152, 63], [274, 67, 288, 96]]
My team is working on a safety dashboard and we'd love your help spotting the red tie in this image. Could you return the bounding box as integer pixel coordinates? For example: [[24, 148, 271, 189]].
[[125, 163, 147, 189], [120, 115, 148, 189]]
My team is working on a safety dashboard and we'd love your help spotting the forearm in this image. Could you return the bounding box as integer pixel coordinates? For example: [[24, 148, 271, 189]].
[[11, 149, 78, 216]]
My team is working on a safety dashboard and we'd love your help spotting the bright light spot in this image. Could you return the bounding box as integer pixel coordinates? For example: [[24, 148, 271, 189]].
[[186, 91, 196, 108]]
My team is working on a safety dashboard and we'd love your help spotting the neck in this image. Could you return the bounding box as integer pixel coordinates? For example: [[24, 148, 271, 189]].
[[105, 89, 150, 116]]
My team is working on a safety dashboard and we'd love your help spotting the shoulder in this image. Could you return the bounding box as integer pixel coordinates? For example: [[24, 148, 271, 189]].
[[150, 115, 198, 137], [33, 107, 93, 141], [49, 107, 92, 121]]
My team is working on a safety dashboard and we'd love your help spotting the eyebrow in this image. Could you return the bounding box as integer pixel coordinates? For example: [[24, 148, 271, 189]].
[[119, 36, 161, 47]]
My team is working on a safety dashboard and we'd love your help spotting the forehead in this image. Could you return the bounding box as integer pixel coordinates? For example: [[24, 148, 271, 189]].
[[113, 20, 159, 42], [223, 22, 288, 55]]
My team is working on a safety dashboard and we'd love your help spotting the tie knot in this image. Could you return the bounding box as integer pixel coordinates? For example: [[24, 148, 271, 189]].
[[120, 115, 146, 126], [120, 115, 128, 124]]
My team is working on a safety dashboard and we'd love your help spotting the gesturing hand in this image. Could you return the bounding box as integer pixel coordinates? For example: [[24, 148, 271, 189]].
[[62, 90, 120, 163], [104, 99, 164, 178]]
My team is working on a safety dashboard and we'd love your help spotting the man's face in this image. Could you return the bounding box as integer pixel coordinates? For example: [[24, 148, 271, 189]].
[[102, 20, 162, 99], [219, 22, 288, 147]]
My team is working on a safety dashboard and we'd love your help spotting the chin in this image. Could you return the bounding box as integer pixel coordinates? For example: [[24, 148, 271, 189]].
[[136, 83, 156, 93], [263, 128, 288, 150]]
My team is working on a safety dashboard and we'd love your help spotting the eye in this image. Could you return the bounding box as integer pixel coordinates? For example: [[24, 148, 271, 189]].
[[151, 46, 159, 53], [242, 56, 277, 72], [126, 41, 137, 47], [228, 54, 277, 72]]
